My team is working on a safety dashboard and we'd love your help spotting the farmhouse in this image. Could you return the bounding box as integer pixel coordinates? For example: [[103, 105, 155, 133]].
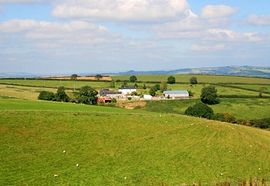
[[143, 95, 153, 100], [99, 89, 122, 99], [163, 90, 189, 99], [118, 87, 137, 95]]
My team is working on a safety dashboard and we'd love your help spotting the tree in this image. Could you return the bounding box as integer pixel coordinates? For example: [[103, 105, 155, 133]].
[[200, 86, 219, 105], [38, 91, 55, 101], [167, 76, 176, 84], [185, 102, 214, 119], [149, 87, 157, 96], [129, 75, 137, 82], [71, 74, 78, 80], [121, 80, 128, 88], [55, 86, 70, 102], [95, 74, 103, 80], [77, 86, 98, 105], [153, 84, 160, 91], [190, 77, 198, 85]]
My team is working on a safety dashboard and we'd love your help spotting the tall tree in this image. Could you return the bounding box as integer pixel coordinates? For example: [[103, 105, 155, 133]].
[[129, 75, 137, 82], [190, 77, 198, 85], [167, 76, 176, 84], [200, 86, 219, 105]]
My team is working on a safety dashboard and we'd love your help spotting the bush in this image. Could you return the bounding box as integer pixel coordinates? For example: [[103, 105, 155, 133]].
[[250, 118, 270, 129], [188, 90, 194, 97], [55, 86, 70, 102], [212, 113, 236, 123], [149, 87, 157, 96], [38, 91, 55, 101], [185, 102, 214, 119], [201, 86, 220, 105]]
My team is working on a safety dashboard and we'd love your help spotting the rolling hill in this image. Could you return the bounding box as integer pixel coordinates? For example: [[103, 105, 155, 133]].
[[0, 98, 270, 185]]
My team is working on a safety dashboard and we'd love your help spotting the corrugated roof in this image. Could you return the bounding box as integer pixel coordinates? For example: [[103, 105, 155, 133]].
[[163, 90, 189, 94]]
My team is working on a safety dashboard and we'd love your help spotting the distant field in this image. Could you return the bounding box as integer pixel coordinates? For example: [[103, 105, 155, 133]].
[[223, 84, 270, 94], [113, 74, 270, 84], [143, 98, 270, 120], [1, 98, 270, 185], [168, 84, 260, 98], [0, 79, 111, 89]]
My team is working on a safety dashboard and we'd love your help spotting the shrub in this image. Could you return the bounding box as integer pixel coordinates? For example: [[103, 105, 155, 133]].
[[185, 102, 214, 119], [250, 118, 270, 129], [55, 86, 70, 102], [212, 113, 236, 123], [149, 87, 157, 96], [201, 86, 220, 105], [188, 90, 194, 97], [38, 91, 55, 101]]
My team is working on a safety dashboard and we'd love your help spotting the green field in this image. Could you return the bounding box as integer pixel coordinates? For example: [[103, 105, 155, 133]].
[[0, 79, 111, 89], [1, 98, 270, 185], [143, 98, 270, 120], [113, 74, 270, 84]]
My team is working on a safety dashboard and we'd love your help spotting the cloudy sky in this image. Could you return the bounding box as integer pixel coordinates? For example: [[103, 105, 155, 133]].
[[0, 0, 270, 74]]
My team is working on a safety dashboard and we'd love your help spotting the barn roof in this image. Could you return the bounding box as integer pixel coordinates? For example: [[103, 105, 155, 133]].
[[163, 90, 189, 94]]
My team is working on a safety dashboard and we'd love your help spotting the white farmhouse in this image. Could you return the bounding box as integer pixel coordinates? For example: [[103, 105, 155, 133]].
[[163, 90, 189, 99], [118, 88, 137, 95]]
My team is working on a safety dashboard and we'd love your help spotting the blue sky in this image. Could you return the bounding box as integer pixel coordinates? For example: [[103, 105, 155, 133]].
[[0, 0, 269, 74]]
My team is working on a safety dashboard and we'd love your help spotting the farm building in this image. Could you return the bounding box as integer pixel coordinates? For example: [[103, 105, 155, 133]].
[[118, 88, 137, 95], [99, 89, 122, 99], [143, 95, 153, 100], [163, 90, 189, 99]]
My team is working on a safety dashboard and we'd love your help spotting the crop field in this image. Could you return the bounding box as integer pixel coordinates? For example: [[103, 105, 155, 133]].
[[113, 74, 270, 84], [143, 98, 270, 120], [1, 98, 270, 185]]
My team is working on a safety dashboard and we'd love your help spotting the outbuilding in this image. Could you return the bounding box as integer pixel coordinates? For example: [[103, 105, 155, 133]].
[[118, 88, 137, 95], [163, 90, 189, 99]]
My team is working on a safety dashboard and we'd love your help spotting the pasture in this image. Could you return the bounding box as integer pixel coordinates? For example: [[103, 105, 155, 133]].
[[143, 98, 270, 120], [1, 98, 270, 185], [113, 74, 270, 84]]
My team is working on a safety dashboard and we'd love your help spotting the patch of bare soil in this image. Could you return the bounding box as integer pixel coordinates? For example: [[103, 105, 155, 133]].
[[117, 101, 146, 110]]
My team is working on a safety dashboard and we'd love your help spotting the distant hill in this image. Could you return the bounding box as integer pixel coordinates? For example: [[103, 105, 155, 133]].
[[113, 66, 270, 78], [1, 66, 270, 78]]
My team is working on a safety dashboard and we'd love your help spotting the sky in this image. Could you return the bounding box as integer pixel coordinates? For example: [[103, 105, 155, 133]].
[[0, 0, 270, 75]]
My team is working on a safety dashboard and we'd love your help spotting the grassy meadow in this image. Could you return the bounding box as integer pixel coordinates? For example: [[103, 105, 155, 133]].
[[113, 74, 270, 84], [143, 98, 270, 120], [1, 98, 270, 185], [1, 75, 270, 185]]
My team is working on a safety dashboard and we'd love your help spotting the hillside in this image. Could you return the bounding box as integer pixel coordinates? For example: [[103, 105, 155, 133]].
[[0, 98, 270, 185], [113, 66, 270, 78]]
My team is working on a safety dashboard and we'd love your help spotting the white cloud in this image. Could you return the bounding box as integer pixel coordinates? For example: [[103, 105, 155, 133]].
[[52, 0, 189, 22], [248, 15, 270, 26], [0, 19, 116, 47], [201, 5, 236, 19]]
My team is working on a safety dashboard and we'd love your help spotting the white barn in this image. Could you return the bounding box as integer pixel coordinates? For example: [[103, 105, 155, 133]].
[[163, 90, 189, 99]]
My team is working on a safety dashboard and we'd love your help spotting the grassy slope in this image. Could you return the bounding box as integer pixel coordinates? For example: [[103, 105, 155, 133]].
[[144, 99, 270, 120], [1, 99, 270, 185], [113, 74, 270, 84]]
